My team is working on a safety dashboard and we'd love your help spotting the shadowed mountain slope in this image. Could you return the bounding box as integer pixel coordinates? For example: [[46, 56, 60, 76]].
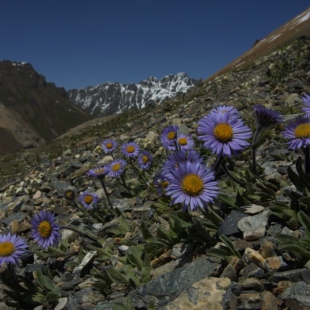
[[0, 60, 92, 154]]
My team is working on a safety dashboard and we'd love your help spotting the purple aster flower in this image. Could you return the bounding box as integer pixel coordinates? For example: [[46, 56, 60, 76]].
[[0, 233, 28, 266], [176, 134, 195, 150], [302, 94, 310, 115], [87, 166, 110, 179], [209, 105, 240, 117], [31, 211, 61, 249], [102, 139, 117, 154], [79, 191, 99, 210], [253, 104, 283, 129], [197, 113, 252, 157], [166, 162, 219, 211], [186, 149, 205, 164], [138, 150, 152, 170], [282, 115, 310, 150], [122, 142, 140, 158], [161, 125, 179, 150], [108, 159, 127, 177], [163, 150, 204, 172], [64, 189, 76, 201], [153, 172, 170, 196]]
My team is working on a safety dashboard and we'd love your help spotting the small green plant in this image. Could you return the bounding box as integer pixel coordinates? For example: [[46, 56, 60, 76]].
[[275, 211, 310, 261]]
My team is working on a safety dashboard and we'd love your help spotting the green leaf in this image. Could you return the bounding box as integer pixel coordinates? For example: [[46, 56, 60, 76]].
[[106, 268, 128, 284], [299, 238, 310, 249], [122, 265, 141, 288], [147, 301, 155, 310], [17, 275, 37, 292], [113, 297, 135, 310], [274, 234, 299, 243], [219, 235, 241, 258], [201, 207, 224, 226], [47, 246, 66, 257], [288, 165, 307, 192], [157, 225, 177, 246], [126, 246, 144, 269], [140, 221, 154, 242], [141, 253, 151, 283], [169, 212, 192, 229], [218, 193, 237, 208], [46, 290, 61, 303], [278, 243, 310, 260], [32, 293, 46, 303], [207, 248, 230, 259], [3, 289, 18, 301], [298, 211, 310, 239]]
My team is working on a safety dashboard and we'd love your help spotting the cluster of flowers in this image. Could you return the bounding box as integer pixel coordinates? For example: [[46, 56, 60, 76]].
[[78, 139, 153, 210], [0, 211, 61, 266], [154, 105, 254, 212], [1, 95, 310, 269]]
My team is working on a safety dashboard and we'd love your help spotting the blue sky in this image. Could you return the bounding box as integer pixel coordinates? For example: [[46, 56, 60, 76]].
[[1, 1, 309, 90]]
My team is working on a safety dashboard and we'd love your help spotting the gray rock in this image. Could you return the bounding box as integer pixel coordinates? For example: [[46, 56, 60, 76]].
[[271, 268, 310, 284], [280, 281, 310, 308], [73, 251, 97, 278], [240, 262, 265, 279], [2, 212, 26, 226], [54, 297, 68, 310], [237, 211, 269, 240], [218, 210, 248, 236], [162, 277, 235, 310], [129, 258, 220, 308], [50, 179, 72, 197]]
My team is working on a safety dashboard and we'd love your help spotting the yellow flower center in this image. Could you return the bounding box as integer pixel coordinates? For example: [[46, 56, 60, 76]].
[[65, 191, 74, 199], [0, 241, 15, 257], [167, 131, 176, 140], [38, 221, 52, 239], [112, 163, 121, 172], [294, 123, 310, 139], [162, 181, 169, 188], [126, 145, 135, 153], [84, 195, 93, 205], [94, 168, 105, 174], [178, 137, 188, 146], [181, 174, 204, 196], [106, 142, 113, 149], [213, 123, 233, 142], [142, 155, 149, 164]]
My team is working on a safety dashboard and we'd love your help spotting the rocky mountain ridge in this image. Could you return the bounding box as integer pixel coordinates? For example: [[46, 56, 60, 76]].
[[67, 72, 199, 117], [0, 60, 91, 155]]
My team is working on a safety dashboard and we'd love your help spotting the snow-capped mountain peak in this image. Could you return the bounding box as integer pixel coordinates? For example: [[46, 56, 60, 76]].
[[67, 73, 199, 117]]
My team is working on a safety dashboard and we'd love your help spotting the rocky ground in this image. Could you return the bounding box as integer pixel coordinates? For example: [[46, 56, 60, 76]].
[[1, 36, 310, 309]]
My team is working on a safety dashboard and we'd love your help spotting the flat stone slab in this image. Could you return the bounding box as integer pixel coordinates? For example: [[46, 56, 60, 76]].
[[162, 277, 233, 310], [93, 258, 220, 309]]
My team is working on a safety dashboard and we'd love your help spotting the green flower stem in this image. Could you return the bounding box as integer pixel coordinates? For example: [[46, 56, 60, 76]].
[[100, 179, 114, 210], [129, 157, 140, 174], [173, 138, 180, 152], [303, 146, 310, 175], [251, 125, 263, 176], [222, 163, 244, 186], [120, 174, 132, 194], [213, 155, 224, 179], [72, 200, 95, 222]]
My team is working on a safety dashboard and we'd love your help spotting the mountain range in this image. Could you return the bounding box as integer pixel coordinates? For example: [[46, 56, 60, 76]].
[[67, 73, 200, 117], [0, 60, 91, 156], [1, 6, 310, 157]]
